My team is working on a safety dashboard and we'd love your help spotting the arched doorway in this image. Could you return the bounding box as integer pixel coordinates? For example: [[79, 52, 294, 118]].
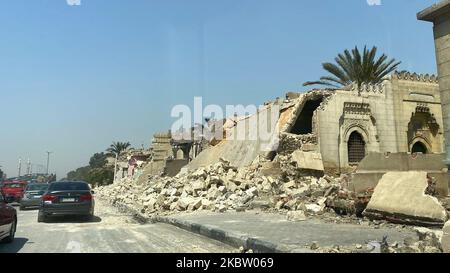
[[348, 131, 366, 164], [411, 142, 428, 154]]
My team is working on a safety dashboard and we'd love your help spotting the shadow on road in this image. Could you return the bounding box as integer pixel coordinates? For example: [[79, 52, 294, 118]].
[[0, 237, 29, 253], [43, 215, 102, 224]]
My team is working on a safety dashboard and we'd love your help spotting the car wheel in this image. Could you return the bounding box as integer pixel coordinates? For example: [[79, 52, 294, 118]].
[[3, 217, 16, 243], [84, 214, 93, 222], [37, 211, 47, 223]]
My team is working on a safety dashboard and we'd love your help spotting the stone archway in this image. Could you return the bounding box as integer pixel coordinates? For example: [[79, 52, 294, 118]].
[[347, 131, 366, 164], [407, 104, 440, 153], [411, 141, 428, 154]]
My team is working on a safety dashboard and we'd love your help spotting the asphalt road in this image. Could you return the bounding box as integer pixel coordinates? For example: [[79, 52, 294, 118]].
[[0, 199, 235, 253]]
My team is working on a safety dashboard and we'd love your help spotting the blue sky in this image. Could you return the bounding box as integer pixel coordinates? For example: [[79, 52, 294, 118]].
[[0, 0, 439, 178]]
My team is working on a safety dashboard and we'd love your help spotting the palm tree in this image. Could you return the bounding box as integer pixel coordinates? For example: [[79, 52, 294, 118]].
[[303, 46, 401, 92], [106, 141, 131, 156]]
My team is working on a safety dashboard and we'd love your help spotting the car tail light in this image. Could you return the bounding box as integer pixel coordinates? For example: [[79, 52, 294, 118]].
[[43, 194, 58, 203], [80, 193, 92, 202]]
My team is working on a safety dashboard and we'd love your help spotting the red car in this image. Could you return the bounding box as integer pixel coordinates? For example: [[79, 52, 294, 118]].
[[0, 193, 17, 243], [1, 181, 28, 203]]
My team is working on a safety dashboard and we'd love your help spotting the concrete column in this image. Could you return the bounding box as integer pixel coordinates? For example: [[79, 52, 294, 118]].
[[418, 1, 450, 166]]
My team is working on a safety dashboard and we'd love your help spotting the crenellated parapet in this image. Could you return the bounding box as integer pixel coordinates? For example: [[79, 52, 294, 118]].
[[350, 82, 386, 94], [392, 71, 439, 83]]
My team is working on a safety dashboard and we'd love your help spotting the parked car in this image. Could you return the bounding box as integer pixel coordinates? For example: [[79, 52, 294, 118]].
[[1, 181, 28, 204], [20, 183, 49, 210], [0, 193, 17, 243], [38, 181, 95, 223]]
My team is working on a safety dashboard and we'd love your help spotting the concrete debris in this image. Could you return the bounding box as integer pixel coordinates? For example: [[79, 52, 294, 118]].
[[97, 149, 449, 238], [442, 221, 450, 253], [311, 234, 443, 253], [97, 155, 348, 218], [363, 172, 448, 227], [286, 210, 307, 222], [278, 133, 317, 156], [290, 150, 324, 172]]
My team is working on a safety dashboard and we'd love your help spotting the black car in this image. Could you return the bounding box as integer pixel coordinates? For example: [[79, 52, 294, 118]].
[[38, 181, 95, 223]]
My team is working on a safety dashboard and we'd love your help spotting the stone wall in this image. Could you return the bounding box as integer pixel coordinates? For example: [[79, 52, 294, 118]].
[[418, 0, 450, 166], [317, 74, 443, 170], [390, 72, 444, 154]]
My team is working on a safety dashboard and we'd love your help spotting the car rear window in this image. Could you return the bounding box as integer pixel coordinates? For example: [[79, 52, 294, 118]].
[[27, 184, 49, 191], [3, 183, 24, 188], [48, 182, 90, 191]]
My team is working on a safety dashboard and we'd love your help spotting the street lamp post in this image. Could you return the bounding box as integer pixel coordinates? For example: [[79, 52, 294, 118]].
[[18, 158, 22, 177], [46, 151, 53, 175]]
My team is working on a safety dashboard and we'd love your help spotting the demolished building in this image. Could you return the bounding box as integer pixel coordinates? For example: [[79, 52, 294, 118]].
[[101, 71, 450, 234], [133, 130, 210, 183], [187, 72, 445, 176]]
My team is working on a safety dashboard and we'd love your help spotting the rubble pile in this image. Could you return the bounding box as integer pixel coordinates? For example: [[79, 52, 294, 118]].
[[277, 133, 317, 156], [363, 171, 448, 227], [97, 157, 350, 218], [309, 227, 444, 253]]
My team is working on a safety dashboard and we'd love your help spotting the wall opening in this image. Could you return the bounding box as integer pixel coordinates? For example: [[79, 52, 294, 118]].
[[412, 142, 428, 154], [348, 131, 366, 164], [290, 99, 323, 135]]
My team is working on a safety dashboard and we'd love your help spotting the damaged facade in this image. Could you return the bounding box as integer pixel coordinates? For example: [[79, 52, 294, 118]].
[[188, 71, 445, 175], [132, 130, 209, 184], [113, 149, 151, 181]]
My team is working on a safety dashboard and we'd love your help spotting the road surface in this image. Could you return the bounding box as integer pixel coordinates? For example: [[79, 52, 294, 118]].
[[0, 199, 235, 253]]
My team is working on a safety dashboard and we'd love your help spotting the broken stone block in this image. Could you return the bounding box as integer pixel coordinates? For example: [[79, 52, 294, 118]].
[[170, 202, 178, 211], [363, 172, 448, 226], [188, 168, 207, 180], [209, 175, 223, 186], [180, 191, 189, 198], [442, 221, 450, 253], [169, 188, 178, 196], [226, 181, 238, 192], [290, 150, 324, 171], [156, 194, 165, 206], [192, 180, 205, 191], [238, 195, 253, 205], [275, 200, 285, 210], [218, 204, 227, 213], [143, 199, 156, 210], [287, 210, 306, 222], [167, 196, 179, 203], [305, 203, 324, 214], [218, 186, 227, 193], [283, 181, 296, 189], [189, 199, 202, 209], [261, 180, 272, 192], [207, 186, 220, 200], [201, 199, 214, 210], [245, 187, 258, 198], [310, 242, 319, 250], [177, 198, 191, 211], [249, 199, 271, 210], [284, 199, 297, 210]]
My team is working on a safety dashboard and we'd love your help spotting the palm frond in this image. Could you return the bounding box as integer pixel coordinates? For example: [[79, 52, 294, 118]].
[[303, 45, 401, 90]]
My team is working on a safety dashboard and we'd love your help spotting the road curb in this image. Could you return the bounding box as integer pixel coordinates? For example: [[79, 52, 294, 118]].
[[153, 215, 289, 253]]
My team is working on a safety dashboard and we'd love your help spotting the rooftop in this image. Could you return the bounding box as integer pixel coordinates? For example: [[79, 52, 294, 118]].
[[417, 0, 450, 22]]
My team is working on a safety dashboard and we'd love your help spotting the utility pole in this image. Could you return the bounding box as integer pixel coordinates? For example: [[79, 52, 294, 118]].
[[46, 151, 53, 175]]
